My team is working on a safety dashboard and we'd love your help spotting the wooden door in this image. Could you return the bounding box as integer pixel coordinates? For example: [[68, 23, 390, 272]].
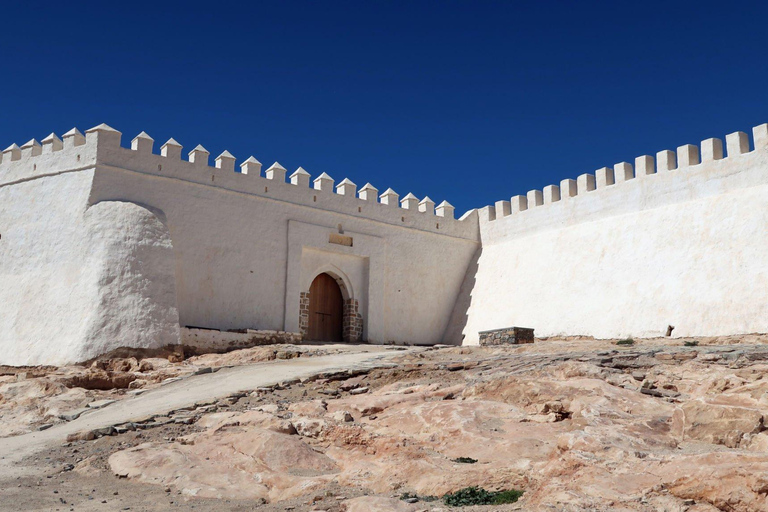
[[308, 273, 344, 341]]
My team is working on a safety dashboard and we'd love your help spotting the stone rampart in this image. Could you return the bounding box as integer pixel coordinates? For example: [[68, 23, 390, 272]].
[[463, 123, 768, 343], [4, 120, 768, 362], [0, 124, 478, 364]]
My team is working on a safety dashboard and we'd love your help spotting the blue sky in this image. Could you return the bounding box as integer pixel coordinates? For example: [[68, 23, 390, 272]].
[[1, 1, 766, 215]]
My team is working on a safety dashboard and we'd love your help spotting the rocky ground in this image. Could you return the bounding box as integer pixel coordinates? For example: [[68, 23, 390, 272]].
[[3, 335, 768, 511], [0, 344, 346, 438]]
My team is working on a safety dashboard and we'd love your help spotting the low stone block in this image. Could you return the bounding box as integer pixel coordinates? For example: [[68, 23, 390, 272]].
[[478, 326, 534, 346]]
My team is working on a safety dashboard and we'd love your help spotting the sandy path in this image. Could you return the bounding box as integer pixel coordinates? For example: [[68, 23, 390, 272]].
[[0, 345, 408, 475]]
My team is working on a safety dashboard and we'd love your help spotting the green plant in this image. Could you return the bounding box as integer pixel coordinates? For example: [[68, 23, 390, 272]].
[[616, 338, 634, 346], [399, 492, 438, 502], [442, 486, 524, 506], [443, 487, 494, 506], [451, 456, 478, 464], [684, 340, 699, 347], [492, 489, 525, 504]]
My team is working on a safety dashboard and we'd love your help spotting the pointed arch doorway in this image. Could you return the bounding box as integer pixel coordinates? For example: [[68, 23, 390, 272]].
[[307, 273, 344, 341]]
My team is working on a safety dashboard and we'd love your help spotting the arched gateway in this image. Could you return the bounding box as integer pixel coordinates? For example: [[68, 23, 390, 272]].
[[307, 273, 344, 341]]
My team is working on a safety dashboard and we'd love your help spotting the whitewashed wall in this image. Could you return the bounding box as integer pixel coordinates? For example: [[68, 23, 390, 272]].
[[88, 134, 479, 345], [4, 121, 768, 364], [0, 125, 478, 364], [0, 170, 103, 365], [0, 131, 180, 365], [462, 127, 768, 343]]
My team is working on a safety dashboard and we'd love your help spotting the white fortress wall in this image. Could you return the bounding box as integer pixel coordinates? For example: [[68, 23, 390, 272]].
[[462, 125, 768, 343], [0, 128, 180, 365], [0, 131, 100, 365], [0, 124, 479, 365], [87, 127, 479, 347], [0, 169, 100, 365], [8, 120, 764, 363]]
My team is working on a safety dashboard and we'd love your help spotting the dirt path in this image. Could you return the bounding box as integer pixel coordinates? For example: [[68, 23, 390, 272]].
[[0, 345, 410, 476]]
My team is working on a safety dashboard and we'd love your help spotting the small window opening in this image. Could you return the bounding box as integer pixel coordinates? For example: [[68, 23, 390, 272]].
[[265, 187, 268, 193]]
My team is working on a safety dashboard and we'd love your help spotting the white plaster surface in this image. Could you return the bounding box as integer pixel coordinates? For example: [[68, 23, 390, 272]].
[[0, 125, 478, 364], [87, 165, 478, 345], [4, 122, 768, 363], [84, 138, 478, 347], [0, 173, 179, 365], [81, 201, 180, 358], [0, 171, 100, 365], [463, 140, 768, 343]]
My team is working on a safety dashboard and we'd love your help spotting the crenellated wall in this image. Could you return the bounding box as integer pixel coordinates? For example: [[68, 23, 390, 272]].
[[462, 123, 768, 343], [3, 119, 767, 363], [93, 126, 466, 234], [0, 124, 479, 364], [0, 128, 180, 364]]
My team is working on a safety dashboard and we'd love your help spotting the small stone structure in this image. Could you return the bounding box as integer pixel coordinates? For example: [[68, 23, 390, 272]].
[[478, 327, 535, 346], [181, 327, 302, 355]]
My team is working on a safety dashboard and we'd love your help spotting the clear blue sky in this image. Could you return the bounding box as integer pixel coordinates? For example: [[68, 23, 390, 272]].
[[2, 1, 766, 215]]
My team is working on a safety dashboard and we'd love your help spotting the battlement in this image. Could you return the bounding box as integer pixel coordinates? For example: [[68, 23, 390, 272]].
[[4, 119, 768, 361], [0, 127, 98, 187], [482, 123, 768, 230], [0, 124, 477, 240]]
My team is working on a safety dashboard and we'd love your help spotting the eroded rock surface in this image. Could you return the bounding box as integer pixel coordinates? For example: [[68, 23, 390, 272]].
[[0, 344, 344, 437], [103, 337, 768, 511]]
